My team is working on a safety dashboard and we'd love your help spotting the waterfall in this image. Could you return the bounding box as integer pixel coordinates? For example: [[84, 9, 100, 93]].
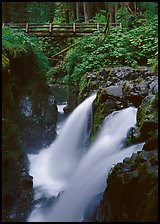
[[27, 93, 96, 201], [48, 93, 96, 181], [27, 94, 144, 222]]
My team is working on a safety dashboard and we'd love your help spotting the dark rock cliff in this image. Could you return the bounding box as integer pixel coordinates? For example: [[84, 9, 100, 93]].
[[80, 66, 158, 222], [2, 49, 58, 221]]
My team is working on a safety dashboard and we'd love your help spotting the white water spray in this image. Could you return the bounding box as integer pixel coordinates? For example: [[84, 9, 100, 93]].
[[48, 93, 96, 181], [28, 94, 143, 222]]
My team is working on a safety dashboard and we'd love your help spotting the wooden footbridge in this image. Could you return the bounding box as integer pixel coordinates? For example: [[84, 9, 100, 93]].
[[2, 22, 122, 37]]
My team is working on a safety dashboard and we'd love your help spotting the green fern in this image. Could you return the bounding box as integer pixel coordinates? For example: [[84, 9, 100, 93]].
[[2, 26, 49, 74]]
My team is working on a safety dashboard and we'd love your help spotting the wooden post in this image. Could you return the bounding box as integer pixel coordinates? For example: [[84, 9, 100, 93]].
[[119, 22, 122, 31], [73, 23, 76, 33], [97, 23, 99, 30], [26, 23, 29, 33], [49, 23, 52, 33]]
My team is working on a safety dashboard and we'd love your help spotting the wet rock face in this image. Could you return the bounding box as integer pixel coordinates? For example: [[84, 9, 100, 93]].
[[127, 92, 158, 150], [79, 66, 158, 139], [2, 161, 33, 222], [91, 88, 124, 139], [93, 150, 158, 222], [63, 105, 70, 113], [84, 150, 158, 223], [11, 173, 33, 222], [19, 94, 58, 153], [79, 67, 157, 106]]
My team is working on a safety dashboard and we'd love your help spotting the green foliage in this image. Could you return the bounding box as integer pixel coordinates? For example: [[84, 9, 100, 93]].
[[115, 5, 128, 28], [54, 2, 67, 24], [46, 61, 67, 83], [39, 36, 74, 58], [138, 2, 158, 22], [2, 27, 28, 57], [65, 14, 158, 84], [2, 26, 49, 76], [91, 10, 107, 23]]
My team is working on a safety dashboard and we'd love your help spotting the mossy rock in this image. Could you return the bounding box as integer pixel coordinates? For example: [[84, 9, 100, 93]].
[[127, 92, 158, 146], [90, 89, 107, 140], [96, 149, 158, 222], [137, 93, 158, 129]]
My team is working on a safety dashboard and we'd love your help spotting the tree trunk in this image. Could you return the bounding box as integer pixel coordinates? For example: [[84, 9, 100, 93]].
[[115, 2, 121, 12], [72, 2, 76, 21], [76, 2, 79, 20], [2, 2, 10, 23], [23, 2, 28, 23], [83, 2, 89, 22], [88, 2, 98, 18], [109, 5, 115, 24], [49, 3, 54, 23], [78, 2, 84, 22], [37, 2, 40, 22], [65, 3, 70, 25], [44, 2, 47, 21]]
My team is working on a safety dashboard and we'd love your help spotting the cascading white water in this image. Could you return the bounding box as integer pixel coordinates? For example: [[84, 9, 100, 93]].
[[27, 94, 144, 222], [48, 93, 96, 181], [27, 94, 96, 202]]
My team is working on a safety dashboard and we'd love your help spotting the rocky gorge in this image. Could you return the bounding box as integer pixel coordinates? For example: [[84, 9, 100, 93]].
[[2, 2, 158, 222], [2, 57, 158, 222], [76, 66, 158, 222]]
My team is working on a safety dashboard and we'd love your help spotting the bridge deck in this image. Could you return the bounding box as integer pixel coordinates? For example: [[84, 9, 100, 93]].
[[2, 22, 122, 37]]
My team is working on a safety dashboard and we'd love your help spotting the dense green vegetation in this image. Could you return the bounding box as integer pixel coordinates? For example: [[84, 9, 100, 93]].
[[65, 11, 158, 87], [2, 26, 49, 71], [2, 2, 158, 88], [2, 26, 50, 109]]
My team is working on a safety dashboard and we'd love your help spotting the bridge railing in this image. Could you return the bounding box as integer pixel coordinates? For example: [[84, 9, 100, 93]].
[[2, 22, 122, 36]]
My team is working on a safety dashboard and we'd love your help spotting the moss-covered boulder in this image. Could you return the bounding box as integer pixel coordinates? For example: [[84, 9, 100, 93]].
[[91, 88, 124, 140], [94, 150, 158, 222], [79, 67, 158, 144], [79, 67, 157, 105], [128, 92, 158, 150], [84, 150, 158, 222]]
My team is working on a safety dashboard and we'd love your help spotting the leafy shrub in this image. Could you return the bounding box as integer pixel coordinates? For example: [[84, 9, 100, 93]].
[[46, 61, 67, 83], [65, 14, 158, 84], [92, 10, 108, 23], [115, 5, 129, 28]]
